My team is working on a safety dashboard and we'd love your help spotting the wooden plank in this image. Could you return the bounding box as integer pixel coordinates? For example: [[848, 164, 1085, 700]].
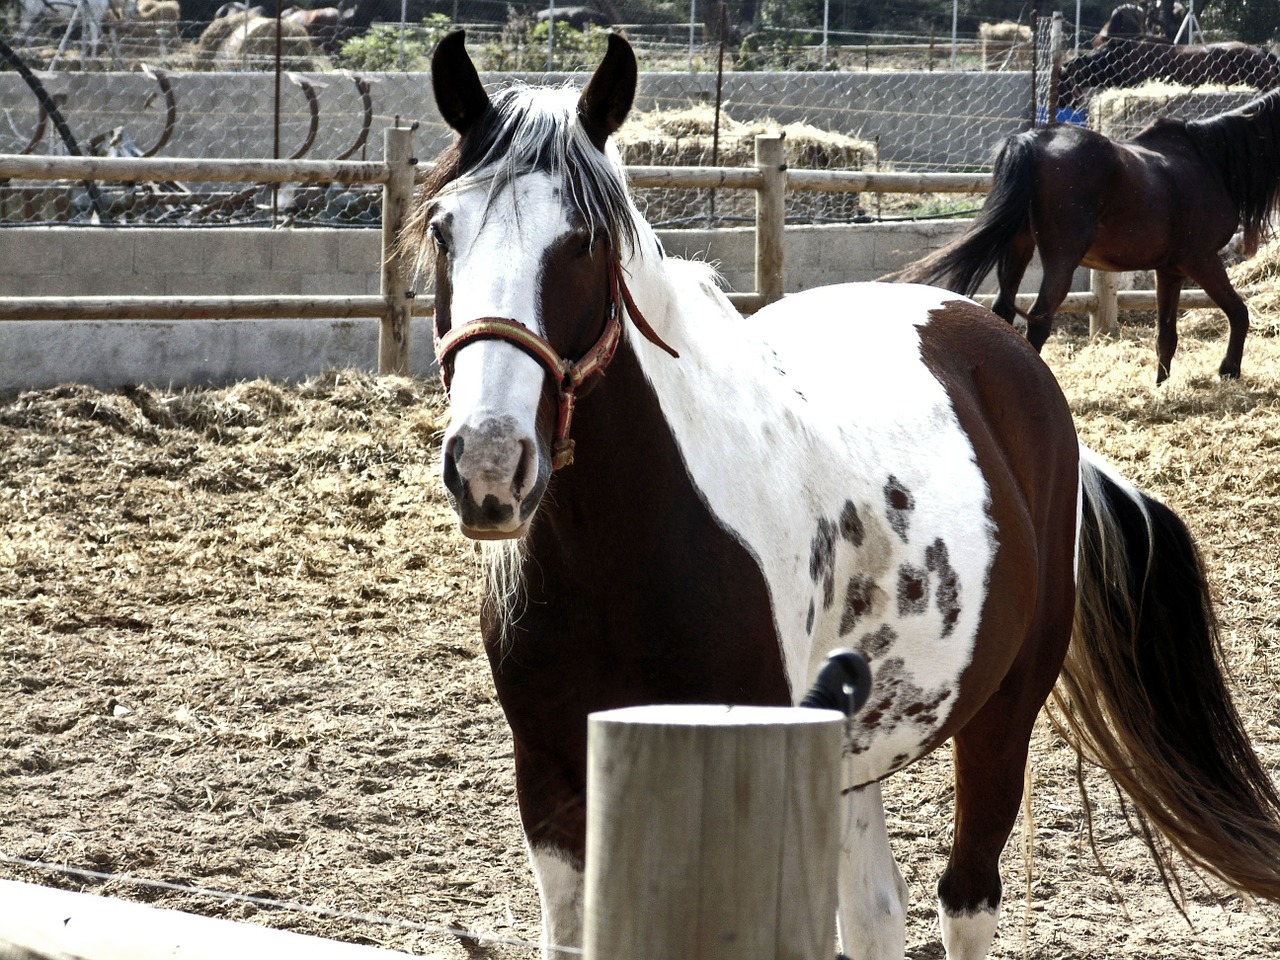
[[0, 156, 389, 186], [787, 170, 992, 194], [0, 879, 430, 960], [0, 295, 435, 321], [754, 136, 787, 305], [379, 127, 417, 376]]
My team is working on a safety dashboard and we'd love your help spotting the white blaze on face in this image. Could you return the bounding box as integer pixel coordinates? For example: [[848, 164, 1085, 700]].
[[436, 172, 574, 536]]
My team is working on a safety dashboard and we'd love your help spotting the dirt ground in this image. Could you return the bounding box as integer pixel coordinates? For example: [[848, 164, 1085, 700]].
[[3, 312, 1280, 960]]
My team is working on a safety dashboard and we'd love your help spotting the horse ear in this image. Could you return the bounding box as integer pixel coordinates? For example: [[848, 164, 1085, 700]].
[[432, 30, 490, 136], [578, 33, 637, 150]]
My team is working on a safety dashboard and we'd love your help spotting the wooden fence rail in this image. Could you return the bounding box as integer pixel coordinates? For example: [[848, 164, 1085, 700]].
[[0, 132, 1197, 373]]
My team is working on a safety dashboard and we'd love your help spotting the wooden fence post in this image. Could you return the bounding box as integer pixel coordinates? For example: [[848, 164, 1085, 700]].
[[583, 704, 843, 960], [380, 125, 416, 376], [755, 134, 787, 305], [1090, 269, 1120, 338]]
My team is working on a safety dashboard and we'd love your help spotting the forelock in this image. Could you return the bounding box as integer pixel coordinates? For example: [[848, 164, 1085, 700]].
[[441, 84, 639, 254]]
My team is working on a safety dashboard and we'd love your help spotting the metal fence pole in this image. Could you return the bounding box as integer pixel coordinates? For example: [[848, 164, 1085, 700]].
[[380, 125, 416, 376], [755, 134, 786, 305]]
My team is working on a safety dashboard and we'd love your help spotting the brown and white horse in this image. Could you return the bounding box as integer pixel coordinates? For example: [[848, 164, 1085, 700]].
[[415, 30, 1280, 960]]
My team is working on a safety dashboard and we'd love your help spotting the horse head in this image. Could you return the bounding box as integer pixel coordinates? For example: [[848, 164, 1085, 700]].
[[421, 31, 645, 540]]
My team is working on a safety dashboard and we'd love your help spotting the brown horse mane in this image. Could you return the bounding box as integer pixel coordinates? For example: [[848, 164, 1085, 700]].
[[1182, 88, 1280, 253]]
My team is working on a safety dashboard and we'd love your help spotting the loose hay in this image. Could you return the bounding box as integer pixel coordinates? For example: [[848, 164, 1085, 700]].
[[2, 336, 1279, 958]]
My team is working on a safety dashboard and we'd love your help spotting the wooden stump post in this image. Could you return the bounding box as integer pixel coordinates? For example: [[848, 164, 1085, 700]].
[[755, 135, 787, 305], [1090, 269, 1120, 338], [583, 704, 844, 960], [379, 125, 416, 376]]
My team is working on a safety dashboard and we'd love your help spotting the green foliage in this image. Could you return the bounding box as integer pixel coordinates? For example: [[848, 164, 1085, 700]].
[[481, 18, 610, 71], [1203, 0, 1280, 44], [335, 15, 453, 71]]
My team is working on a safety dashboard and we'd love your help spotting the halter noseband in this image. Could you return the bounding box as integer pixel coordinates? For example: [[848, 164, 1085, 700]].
[[434, 259, 679, 471]]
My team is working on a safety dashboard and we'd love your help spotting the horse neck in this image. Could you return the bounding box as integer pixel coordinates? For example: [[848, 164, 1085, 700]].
[[527, 232, 773, 553]]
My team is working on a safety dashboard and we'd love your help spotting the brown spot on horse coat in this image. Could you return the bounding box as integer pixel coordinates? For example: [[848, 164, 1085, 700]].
[[884, 476, 915, 541], [840, 499, 865, 546], [809, 517, 838, 609], [926, 538, 962, 637], [840, 574, 882, 636], [897, 564, 929, 616]]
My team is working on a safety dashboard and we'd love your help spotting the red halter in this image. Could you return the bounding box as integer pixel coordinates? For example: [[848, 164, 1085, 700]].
[[434, 260, 679, 471]]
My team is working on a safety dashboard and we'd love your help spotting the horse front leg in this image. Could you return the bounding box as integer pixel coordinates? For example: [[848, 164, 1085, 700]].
[[1154, 268, 1185, 384], [837, 782, 910, 960], [512, 742, 588, 958], [1182, 255, 1250, 380], [527, 842, 585, 957]]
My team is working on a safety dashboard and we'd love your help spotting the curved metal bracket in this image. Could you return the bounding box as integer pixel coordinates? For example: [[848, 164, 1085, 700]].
[[138, 64, 178, 158], [335, 72, 374, 162], [285, 71, 321, 160]]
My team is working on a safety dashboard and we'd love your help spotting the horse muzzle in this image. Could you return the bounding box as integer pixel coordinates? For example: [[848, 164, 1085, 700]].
[[441, 417, 549, 540]]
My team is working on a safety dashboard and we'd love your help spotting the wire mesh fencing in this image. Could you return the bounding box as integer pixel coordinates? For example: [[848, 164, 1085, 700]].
[[4, 1, 1274, 230]]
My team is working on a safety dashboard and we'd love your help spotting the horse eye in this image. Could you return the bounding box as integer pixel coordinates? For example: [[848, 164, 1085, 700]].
[[429, 222, 451, 255]]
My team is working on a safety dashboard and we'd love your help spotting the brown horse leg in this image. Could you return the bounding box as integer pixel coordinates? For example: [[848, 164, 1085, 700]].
[[1023, 258, 1078, 352], [1183, 255, 1250, 380], [936, 697, 1038, 959], [512, 743, 588, 954], [938, 603, 1073, 960], [991, 228, 1035, 325], [1154, 268, 1184, 384]]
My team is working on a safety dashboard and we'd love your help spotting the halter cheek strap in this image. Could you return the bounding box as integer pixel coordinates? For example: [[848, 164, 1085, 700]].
[[434, 260, 678, 471]]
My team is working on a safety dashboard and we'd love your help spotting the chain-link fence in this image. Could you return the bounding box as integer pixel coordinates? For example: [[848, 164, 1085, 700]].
[[2, 1, 1276, 229]]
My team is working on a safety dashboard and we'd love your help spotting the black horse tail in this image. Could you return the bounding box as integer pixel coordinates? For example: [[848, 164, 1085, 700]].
[[885, 132, 1036, 296], [1051, 446, 1280, 903]]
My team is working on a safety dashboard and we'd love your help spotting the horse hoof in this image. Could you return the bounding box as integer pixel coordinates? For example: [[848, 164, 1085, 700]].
[[1218, 364, 1241, 380]]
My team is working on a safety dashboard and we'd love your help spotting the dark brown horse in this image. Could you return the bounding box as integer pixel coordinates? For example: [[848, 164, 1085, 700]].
[[418, 30, 1280, 960], [1060, 36, 1280, 107], [896, 88, 1280, 383], [1090, 2, 1167, 46]]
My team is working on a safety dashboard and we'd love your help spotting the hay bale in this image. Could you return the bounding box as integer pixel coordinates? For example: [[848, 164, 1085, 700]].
[[617, 105, 876, 226], [216, 15, 319, 68], [1090, 82, 1260, 138], [193, 12, 325, 69], [979, 21, 1031, 72]]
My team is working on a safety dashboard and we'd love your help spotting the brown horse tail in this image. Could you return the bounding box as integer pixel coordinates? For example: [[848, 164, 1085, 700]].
[[1051, 447, 1280, 903], [885, 132, 1036, 297]]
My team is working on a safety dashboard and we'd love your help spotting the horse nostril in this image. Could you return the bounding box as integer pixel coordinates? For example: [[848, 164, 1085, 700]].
[[511, 438, 537, 500], [442, 436, 464, 501]]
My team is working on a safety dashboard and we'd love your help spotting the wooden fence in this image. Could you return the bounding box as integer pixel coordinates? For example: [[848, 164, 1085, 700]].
[[0, 131, 1207, 375]]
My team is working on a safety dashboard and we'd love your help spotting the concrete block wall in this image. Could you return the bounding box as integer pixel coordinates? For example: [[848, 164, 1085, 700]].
[[1, 227, 383, 298], [1, 219, 1077, 393]]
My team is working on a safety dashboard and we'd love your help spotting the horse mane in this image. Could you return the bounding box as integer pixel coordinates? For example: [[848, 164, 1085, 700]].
[[404, 83, 640, 273], [1184, 88, 1280, 252]]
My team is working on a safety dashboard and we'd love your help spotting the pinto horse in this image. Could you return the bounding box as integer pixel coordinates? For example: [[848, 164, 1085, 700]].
[[416, 31, 1280, 960], [1059, 37, 1280, 108], [896, 88, 1280, 383]]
